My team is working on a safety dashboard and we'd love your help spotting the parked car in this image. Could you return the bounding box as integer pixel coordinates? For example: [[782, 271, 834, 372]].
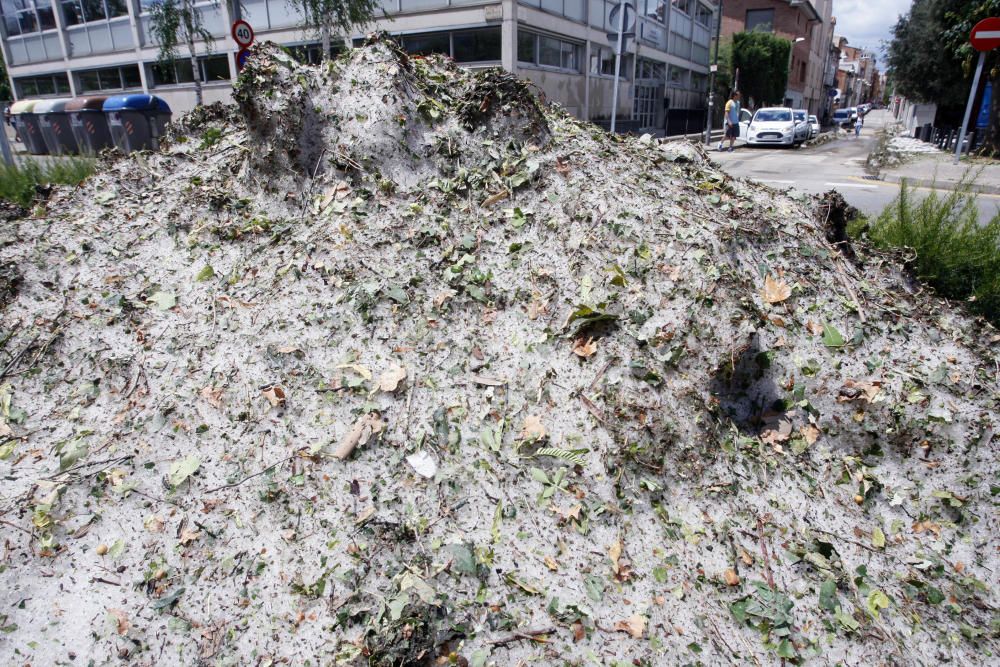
[[746, 107, 798, 147], [808, 114, 820, 139], [792, 109, 810, 144], [831, 108, 853, 128]]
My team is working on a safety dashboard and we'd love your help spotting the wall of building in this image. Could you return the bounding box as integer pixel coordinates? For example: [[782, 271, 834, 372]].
[[1, 0, 716, 132]]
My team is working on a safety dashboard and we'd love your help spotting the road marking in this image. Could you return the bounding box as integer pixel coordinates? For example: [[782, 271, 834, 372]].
[[825, 182, 877, 189], [760, 179, 795, 184]]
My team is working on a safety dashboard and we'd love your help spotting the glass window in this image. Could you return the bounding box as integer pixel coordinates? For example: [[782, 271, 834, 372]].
[[35, 75, 55, 94], [203, 55, 231, 81], [745, 8, 774, 32], [560, 41, 576, 70], [643, 0, 665, 22], [105, 0, 125, 17], [175, 59, 195, 83], [538, 35, 561, 68], [753, 109, 791, 122], [588, 0, 605, 29], [401, 32, 449, 57], [564, 0, 584, 21], [17, 8, 37, 32], [671, 0, 690, 14], [55, 74, 71, 93], [151, 62, 175, 85], [694, 2, 711, 26], [36, 2, 53, 29], [540, 0, 560, 14], [78, 69, 100, 92], [452, 28, 500, 63], [97, 66, 120, 89], [81, 0, 106, 21], [121, 63, 141, 88], [517, 31, 534, 63], [60, 0, 82, 25], [589, 45, 615, 76], [18, 79, 38, 95]]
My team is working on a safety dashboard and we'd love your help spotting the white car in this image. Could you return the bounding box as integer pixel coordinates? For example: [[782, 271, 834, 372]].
[[808, 114, 820, 139], [792, 109, 810, 144], [746, 107, 799, 147]]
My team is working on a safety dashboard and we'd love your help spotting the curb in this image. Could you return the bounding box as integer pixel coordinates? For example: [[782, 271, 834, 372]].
[[879, 173, 1000, 195]]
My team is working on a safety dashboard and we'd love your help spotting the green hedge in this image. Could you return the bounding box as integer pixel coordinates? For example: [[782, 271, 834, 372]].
[[732, 31, 792, 109]]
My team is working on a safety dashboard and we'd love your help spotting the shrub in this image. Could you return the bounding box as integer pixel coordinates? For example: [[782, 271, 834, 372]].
[[732, 31, 792, 108], [0, 158, 94, 207], [866, 178, 1000, 323]]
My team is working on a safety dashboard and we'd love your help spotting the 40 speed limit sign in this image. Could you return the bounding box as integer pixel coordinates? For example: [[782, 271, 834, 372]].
[[231, 19, 254, 48]]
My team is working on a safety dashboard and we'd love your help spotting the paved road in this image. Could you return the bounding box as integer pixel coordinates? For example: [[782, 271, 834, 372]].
[[709, 110, 1000, 223]]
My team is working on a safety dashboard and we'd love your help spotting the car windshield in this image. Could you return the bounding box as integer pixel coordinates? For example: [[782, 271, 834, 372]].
[[833, 110, 849, 118], [755, 110, 791, 122], [794, 111, 806, 121], [809, 116, 818, 122]]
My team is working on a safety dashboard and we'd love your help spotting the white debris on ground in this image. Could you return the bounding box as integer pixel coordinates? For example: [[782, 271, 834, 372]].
[[0, 39, 997, 667], [888, 136, 943, 154]]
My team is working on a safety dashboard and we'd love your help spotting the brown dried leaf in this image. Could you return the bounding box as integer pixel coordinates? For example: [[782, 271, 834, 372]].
[[800, 424, 821, 445], [543, 555, 559, 572], [555, 157, 571, 176], [572, 337, 597, 358], [521, 415, 546, 441], [108, 608, 130, 635], [806, 319, 824, 335], [723, 568, 741, 586], [200, 385, 223, 408], [333, 412, 385, 460], [614, 614, 646, 638], [481, 190, 509, 208], [762, 274, 792, 304], [179, 528, 201, 545], [262, 385, 286, 407], [377, 365, 407, 393]]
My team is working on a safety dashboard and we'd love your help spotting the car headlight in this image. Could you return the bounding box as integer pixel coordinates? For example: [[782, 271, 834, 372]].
[[749, 124, 756, 131], [784, 124, 794, 132]]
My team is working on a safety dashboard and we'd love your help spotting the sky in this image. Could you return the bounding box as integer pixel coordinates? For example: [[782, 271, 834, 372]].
[[831, 0, 911, 60]]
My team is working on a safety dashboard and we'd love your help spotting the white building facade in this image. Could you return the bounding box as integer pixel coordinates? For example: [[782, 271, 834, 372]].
[[1, 0, 717, 133]]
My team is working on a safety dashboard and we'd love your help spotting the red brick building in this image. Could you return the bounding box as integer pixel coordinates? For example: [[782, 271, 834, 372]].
[[720, 0, 834, 115]]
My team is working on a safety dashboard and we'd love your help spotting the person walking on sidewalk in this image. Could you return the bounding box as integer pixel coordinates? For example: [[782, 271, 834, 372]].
[[719, 91, 741, 152], [854, 115, 863, 137]]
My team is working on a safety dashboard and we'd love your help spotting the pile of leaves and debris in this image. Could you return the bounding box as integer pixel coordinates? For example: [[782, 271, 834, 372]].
[[0, 38, 997, 665]]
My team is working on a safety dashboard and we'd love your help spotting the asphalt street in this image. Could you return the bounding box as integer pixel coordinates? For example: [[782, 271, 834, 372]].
[[709, 110, 1000, 223]]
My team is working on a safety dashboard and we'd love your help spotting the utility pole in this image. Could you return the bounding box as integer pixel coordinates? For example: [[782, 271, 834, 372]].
[[704, 0, 723, 146]]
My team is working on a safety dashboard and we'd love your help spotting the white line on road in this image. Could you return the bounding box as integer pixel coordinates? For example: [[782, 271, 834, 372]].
[[825, 182, 877, 189], [760, 179, 796, 185]]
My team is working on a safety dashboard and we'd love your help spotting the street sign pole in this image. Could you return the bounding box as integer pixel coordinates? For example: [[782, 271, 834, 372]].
[[955, 51, 985, 164], [957, 17, 1000, 163], [610, 1, 626, 134]]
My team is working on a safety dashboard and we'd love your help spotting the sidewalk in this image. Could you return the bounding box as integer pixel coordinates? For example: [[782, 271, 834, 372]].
[[877, 136, 1000, 194]]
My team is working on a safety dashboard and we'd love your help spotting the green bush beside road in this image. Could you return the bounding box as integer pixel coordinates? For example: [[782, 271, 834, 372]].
[[0, 158, 94, 207], [864, 179, 1000, 324]]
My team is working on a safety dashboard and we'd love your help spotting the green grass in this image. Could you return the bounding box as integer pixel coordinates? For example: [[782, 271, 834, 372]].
[[0, 157, 95, 207], [865, 178, 1000, 324]]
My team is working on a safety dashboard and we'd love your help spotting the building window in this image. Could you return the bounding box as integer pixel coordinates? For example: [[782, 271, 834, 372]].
[[641, 0, 665, 23], [398, 28, 501, 63], [671, 0, 690, 15], [14, 73, 70, 96], [286, 42, 344, 65], [636, 57, 665, 81], [694, 2, 711, 26], [667, 65, 687, 87], [2, 0, 56, 35], [61, 0, 127, 26], [518, 30, 580, 73], [452, 29, 501, 63], [589, 45, 631, 79], [77, 64, 141, 92], [746, 8, 774, 32], [151, 56, 231, 86], [523, 0, 586, 23]]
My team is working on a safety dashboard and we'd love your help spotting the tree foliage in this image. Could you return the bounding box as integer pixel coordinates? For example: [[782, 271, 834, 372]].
[[732, 32, 791, 109], [148, 0, 216, 106], [288, 0, 380, 61]]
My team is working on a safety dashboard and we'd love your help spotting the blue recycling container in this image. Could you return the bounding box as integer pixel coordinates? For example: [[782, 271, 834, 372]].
[[103, 95, 172, 154]]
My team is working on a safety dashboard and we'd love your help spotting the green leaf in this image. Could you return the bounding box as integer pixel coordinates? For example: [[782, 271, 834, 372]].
[[872, 526, 886, 549], [108, 538, 125, 560], [834, 605, 860, 631], [149, 291, 176, 310], [168, 455, 201, 488], [385, 286, 409, 304], [925, 586, 944, 604], [822, 324, 845, 348], [584, 574, 605, 602], [151, 586, 185, 610], [776, 639, 796, 659], [530, 467, 549, 484], [448, 543, 477, 576], [534, 447, 588, 466], [866, 589, 890, 619], [819, 578, 839, 612], [194, 265, 215, 282]]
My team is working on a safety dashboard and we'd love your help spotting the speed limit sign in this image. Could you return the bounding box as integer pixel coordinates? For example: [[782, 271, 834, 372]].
[[231, 20, 254, 48]]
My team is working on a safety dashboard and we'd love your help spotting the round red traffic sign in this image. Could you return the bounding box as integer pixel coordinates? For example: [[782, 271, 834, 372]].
[[970, 17, 1000, 52], [231, 20, 254, 48]]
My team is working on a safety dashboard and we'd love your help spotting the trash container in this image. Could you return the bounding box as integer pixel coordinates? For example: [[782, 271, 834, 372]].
[[67, 96, 112, 155], [10, 100, 48, 155], [103, 95, 172, 154], [920, 123, 933, 142], [35, 98, 80, 155]]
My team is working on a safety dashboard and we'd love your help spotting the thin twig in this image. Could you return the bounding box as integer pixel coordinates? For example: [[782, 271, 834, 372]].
[[488, 627, 555, 647], [202, 455, 296, 494], [757, 517, 775, 590]]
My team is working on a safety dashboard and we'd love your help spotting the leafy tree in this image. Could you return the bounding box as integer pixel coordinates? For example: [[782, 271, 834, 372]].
[[288, 0, 381, 62], [148, 0, 215, 107], [0, 51, 11, 101], [732, 32, 791, 110]]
